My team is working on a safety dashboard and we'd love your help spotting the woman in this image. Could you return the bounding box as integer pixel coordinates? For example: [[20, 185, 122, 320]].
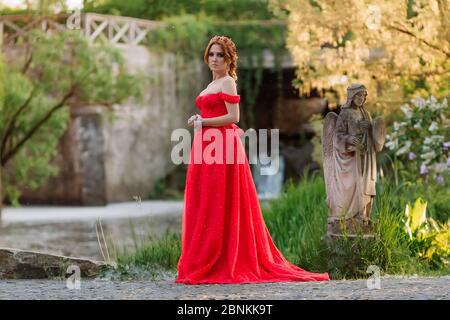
[[176, 35, 329, 284]]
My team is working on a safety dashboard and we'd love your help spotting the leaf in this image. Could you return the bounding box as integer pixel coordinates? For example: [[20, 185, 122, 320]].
[[406, 197, 428, 234]]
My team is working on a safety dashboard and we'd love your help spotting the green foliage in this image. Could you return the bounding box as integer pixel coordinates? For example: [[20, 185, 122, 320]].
[[113, 174, 449, 279], [147, 165, 187, 200], [309, 113, 324, 167], [0, 0, 67, 14], [2, 72, 69, 206], [84, 0, 273, 21], [263, 173, 329, 272], [277, 0, 449, 112], [27, 30, 142, 105], [327, 178, 421, 279], [0, 30, 143, 205], [264, 173, 422, 279], [385, 96, 449, 184], [403, 198, 450, 269], [0, 55, 4, 111], [116, 230, 181, 272], [147, 14, 212, 60]]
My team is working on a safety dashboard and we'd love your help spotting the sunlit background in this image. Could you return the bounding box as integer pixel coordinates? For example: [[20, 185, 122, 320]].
[[1, 0, 83, 9]]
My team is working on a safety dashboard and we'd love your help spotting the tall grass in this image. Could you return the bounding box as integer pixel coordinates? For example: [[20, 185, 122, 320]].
[[116, 231, 181, 271], [322, 177, 421, 279], [111, 173, 448, 280], [262, 172, 329, 272], [264, 173, 446, 279]]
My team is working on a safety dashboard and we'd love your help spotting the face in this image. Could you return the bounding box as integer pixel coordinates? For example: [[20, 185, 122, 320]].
[[352, 91, 366, 107], [208, 44, 227, 72]]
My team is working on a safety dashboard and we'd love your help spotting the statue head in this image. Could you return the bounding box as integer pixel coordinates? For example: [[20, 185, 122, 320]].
[[342, 83, 367, 108]]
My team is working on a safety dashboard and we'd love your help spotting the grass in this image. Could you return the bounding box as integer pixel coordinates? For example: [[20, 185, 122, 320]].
[[263, 173, 425, 279], [262, 173, 329, 273], [106, 173, 449, 280], [117, 230, 181, 271]]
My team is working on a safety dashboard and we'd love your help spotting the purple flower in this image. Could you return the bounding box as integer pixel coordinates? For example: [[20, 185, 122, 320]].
[[437, 175, 444, 185], [408, 152, 416, 160], [444, 141, 450, 150], [420, 164, 428, 175]]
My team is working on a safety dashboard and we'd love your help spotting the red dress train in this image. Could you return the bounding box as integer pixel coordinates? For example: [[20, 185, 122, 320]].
[[176, 92, 329, 284]]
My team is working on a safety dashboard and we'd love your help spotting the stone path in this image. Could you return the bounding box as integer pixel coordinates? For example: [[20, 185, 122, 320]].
[[0, 276, 448, 300]]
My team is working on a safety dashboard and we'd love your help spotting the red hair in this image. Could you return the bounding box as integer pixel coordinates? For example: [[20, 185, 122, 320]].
[[203, 35, 238, 81]]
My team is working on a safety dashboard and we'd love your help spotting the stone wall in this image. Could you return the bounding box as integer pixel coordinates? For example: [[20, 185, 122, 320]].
[[17, 45, 206, 205]]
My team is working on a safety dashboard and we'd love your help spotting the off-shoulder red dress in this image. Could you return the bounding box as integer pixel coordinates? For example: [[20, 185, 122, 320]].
[[176, 91, 330, 284]]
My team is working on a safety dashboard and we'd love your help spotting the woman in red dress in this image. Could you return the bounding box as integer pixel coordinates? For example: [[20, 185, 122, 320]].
[[176, 36, 329, 284]]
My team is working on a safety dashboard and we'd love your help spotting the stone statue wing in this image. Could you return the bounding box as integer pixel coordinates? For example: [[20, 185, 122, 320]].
[[322, 112, 338, 205], [372, 116, 386, 152]]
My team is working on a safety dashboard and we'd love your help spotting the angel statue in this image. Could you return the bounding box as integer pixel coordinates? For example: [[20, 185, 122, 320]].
[[322, 84, 386, 237]]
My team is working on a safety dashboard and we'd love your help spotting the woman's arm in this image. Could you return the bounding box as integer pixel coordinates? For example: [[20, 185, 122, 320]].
[[200, 77, 240, 127]]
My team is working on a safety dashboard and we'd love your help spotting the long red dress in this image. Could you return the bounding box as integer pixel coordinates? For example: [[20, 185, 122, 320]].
[[176, 91, 329, 284]]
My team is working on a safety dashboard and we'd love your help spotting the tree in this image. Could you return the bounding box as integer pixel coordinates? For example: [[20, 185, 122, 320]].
[[0, 0, 68, 13], [271, 0, 449, 112], [0, 30, 141, 216], [83, 0, 274, 21], [0, 54, 4, 215]]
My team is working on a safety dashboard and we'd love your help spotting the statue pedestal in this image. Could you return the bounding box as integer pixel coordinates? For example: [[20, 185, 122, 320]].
[[327, 233, 375, 241], [327, 217, 374, 239]]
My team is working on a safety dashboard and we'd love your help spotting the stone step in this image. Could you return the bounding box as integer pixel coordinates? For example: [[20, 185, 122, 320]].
[[0, 247, 107, 279]]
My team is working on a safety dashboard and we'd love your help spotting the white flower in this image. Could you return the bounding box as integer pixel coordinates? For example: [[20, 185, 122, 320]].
[[428, 121, 438, 132], [385, 139, 398, 150], [400, 104, 413, 119], [432, 135, 444, 142], [393, 122, 407, 134], [421, 151, 437, 163], [431, 162, 447, 173], [413, 121, 422, 129], [411, 97, 426, 109], [424, 135, 444, 145], [390, 130, 400, 139], [441, 98, 448, 109], [427, 96, 437, 105], [396, 141, 412, 156]]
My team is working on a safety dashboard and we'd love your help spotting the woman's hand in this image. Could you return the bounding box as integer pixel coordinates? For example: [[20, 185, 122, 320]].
[[188, 114, 200, 127], [193, 115, 203, 129]]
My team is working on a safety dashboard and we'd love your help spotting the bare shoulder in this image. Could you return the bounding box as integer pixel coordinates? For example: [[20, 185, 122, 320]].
[[221, 76, 238, 95]]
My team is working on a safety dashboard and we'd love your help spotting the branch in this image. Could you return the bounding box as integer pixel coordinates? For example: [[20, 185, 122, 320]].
[[1, 86, 38, 157], [0, 63, 97, 166], [387, 24, 450, 58], [21, 52, 34, 75], [1, 89, 75, 166]]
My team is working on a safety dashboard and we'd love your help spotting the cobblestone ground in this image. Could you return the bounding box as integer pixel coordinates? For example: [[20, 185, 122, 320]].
[[0, 276, 448, 300]]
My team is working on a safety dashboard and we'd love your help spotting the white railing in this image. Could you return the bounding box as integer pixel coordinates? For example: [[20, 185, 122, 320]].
[[0, 13, 164, 47]]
